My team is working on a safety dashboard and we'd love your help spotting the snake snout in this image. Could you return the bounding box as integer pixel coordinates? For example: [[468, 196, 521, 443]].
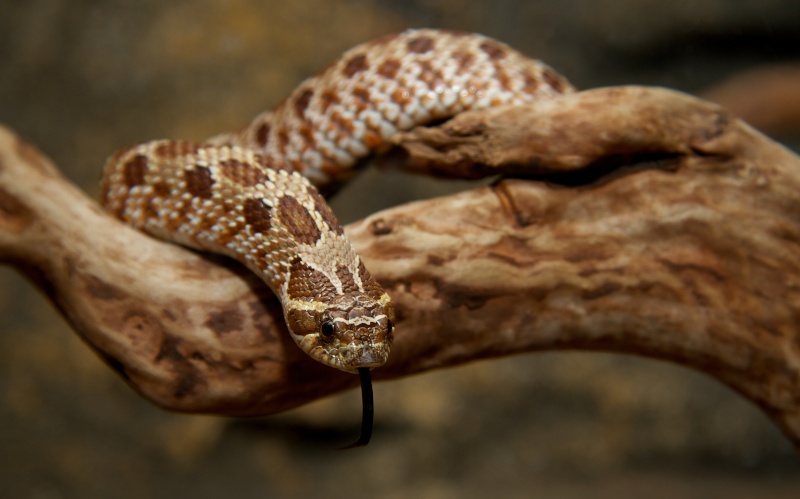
[[354, 348, 384, 368]]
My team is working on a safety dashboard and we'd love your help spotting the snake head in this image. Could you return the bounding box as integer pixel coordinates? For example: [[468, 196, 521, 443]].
[[285, 292, 394, 373]]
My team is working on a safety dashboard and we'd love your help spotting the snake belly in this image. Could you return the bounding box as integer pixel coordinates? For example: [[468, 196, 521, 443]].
[[100, 29, 574, 373]]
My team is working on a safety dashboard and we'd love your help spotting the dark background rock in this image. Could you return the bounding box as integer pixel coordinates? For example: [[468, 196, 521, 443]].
[[1, 1, 799, 497]]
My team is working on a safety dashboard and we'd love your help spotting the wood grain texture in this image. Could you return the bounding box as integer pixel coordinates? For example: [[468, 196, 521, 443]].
[[1, 86, 799, 448]]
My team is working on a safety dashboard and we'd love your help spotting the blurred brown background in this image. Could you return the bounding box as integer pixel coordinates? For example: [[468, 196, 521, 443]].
[[1, 1, 800, 498]]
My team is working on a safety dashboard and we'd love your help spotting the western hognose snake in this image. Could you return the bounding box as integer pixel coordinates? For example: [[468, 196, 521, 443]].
[[100, 29, 574, 444]]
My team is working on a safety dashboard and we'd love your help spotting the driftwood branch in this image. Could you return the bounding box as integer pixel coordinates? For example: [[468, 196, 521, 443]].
[[1, 87, 799, 448]]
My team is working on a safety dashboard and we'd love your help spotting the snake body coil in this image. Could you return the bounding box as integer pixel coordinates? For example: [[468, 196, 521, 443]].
[[101, 29, 574, 373]]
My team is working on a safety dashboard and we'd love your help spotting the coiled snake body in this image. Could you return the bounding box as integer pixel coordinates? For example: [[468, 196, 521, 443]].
[[101, 29, 573, 443]]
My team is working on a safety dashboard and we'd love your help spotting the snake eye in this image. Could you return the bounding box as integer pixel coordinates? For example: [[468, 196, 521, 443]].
[[386, 319, 393, 336], [320, 321, 335, 339]]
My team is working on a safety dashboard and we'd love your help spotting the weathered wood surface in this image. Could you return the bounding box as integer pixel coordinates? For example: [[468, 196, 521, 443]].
[[1, 86, 798, 447]]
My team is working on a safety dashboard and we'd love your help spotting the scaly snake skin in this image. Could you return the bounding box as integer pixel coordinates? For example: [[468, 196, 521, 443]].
[[101, 29, 574, 373]]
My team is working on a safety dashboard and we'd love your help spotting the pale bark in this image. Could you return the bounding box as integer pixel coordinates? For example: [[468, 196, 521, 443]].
[[1, 87, 799, 448]]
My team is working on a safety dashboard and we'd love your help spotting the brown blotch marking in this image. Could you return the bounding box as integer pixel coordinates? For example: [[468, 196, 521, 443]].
[[206, 308, 244, 335], [255, 122, 271, 147], [343, 53, 369, 78], [123, 154, 148, 187], [287, 257, 337, 302], [298, 124, 315, 145], [407, 36, 434, 54], [320, 89, 341, 112], [154, 141, 200, 159], [362, 130, 383, 149], [358, 260, 385, 299], [307, 188, 343, 235], [259, 153, 293, 174], [494, 66, 512, 91], [391, 88, 412, 107], [185, 165, 214, 199], [154, 142, 174, 158], [418, 60, 443, 88], [142, 195, 160, 225], [541, 67, 569, 93], [219, 159, 266, 187], [278, 195, 321, 245], [522, 71, 541, 94], [330, 111, 356, 136], [286, 308, 323, 337], [181, 142, 201, 155], [352, 86, 371, 105], [480, 41, 507, 60], [294, 88, 314, 119], [452, 50, 475, 71], [277, 129, 290, 151], [243, 198, 272, 233], [377, 58, 402, 79], [152, 181, 172, 197], [337, 265, 358, 294]]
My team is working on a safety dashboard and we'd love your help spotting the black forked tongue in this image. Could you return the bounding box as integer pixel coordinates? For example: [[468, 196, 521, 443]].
[[341, 367, 374, 449]]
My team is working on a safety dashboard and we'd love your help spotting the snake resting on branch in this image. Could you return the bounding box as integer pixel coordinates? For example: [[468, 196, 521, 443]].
[[100, 29, 575, 446]]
